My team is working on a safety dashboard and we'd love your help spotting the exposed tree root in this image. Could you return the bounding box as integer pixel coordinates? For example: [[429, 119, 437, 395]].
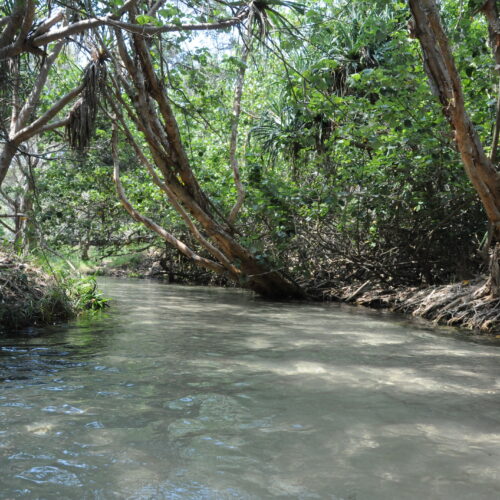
[[324, 276, 500, 334]]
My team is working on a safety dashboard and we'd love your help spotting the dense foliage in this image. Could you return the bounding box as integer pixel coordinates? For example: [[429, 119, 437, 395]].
[[1, 0, 498, 296]]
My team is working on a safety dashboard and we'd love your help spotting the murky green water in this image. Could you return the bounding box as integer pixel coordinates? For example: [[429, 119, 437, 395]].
[[1, 278, 500, 499]]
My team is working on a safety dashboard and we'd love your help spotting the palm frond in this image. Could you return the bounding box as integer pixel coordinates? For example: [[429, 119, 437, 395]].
[[245, 0, 306, 39], [249, 94, 305, 165]]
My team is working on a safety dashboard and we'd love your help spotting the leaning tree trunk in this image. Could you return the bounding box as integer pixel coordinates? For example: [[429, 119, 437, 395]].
[[106, 13, 304, 300], [408, 0, 500, 295]]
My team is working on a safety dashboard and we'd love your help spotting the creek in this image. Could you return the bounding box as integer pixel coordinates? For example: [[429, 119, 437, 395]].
[[1, 278, 500, 499]]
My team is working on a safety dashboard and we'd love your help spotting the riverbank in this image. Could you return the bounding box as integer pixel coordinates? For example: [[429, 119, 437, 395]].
[[92, 250, 500, 334], [0, 251, 72, 330], [8, 248, 498, 335], [324, 277, 500, 334], [0, 251, 107, 331], [89, 249, 230, 287]]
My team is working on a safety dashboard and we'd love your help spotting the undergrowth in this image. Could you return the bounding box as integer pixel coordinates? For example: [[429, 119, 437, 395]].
[[0, 250, 108, 332]]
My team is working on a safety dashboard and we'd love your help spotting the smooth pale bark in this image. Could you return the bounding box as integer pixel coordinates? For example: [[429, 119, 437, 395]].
[[14, 156, 36, 254], [0, 37, 81, 187], [0, 152, 35, 252], [228, 41, 249, 224], [0, 0, 36, 59]]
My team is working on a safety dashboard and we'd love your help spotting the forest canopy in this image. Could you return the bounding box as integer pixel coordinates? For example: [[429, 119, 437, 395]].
[[1, 0, 499, 304]]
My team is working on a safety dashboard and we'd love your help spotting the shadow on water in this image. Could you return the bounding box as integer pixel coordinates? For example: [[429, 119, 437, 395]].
[[1, 278, 500, 499]]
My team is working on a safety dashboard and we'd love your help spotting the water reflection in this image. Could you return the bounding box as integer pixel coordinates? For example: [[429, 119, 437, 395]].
[[1, 278, 500, 499]]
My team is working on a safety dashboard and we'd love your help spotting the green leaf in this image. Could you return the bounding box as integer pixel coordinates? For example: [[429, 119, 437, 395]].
[[135, 14, 159, 25]]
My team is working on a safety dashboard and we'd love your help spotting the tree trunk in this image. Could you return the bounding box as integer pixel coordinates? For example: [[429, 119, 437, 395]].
[[408, 0, 500, 293], [0, 141, 18, 187], [81, 241, 90, 261], [107, 15, 305, 300], [489, 243, 500, 296], [19, 167, 35, 255]]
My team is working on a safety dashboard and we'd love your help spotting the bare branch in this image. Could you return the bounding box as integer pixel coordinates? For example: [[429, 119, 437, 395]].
[[14, 82, 84, 143], [111, 122, 227, 275], [0, 218, 15, 233], [147, 0, 167, 17], [0, 0, 25, 48], [30, 11, 248, 49], [228, 40, 250, 224], [109, 99, 239, 275], [0, 0, 137, 59], [37, 117, 71, 135], [0, 0, 36, 59], [16, 38, 65, 127], [491, 82, 500, 163], [31, 10, 64, 37]]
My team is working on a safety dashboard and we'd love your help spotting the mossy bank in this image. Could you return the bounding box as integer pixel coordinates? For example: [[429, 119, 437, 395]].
[[0, 250, 107, 332]]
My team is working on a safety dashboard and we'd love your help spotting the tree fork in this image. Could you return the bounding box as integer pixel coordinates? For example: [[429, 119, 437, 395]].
[[110, 22, 304, 299]]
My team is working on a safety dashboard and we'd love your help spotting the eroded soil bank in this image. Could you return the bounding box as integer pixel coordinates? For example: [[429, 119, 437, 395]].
[[326, 278, 500, 334], [0, 251, 72, 330], [0, 251, 107, 331]]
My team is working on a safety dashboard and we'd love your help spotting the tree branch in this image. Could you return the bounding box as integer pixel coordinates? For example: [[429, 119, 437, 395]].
[[111, 122, 227, 275], [14, 82, 84, 142], [409, 0, 500, 234], [109, 99, 239, 276], [228, 38, 250, 224], [0, 0, 36, 59], [29, 11, 247, 50], [16, 37, 65, 127]]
